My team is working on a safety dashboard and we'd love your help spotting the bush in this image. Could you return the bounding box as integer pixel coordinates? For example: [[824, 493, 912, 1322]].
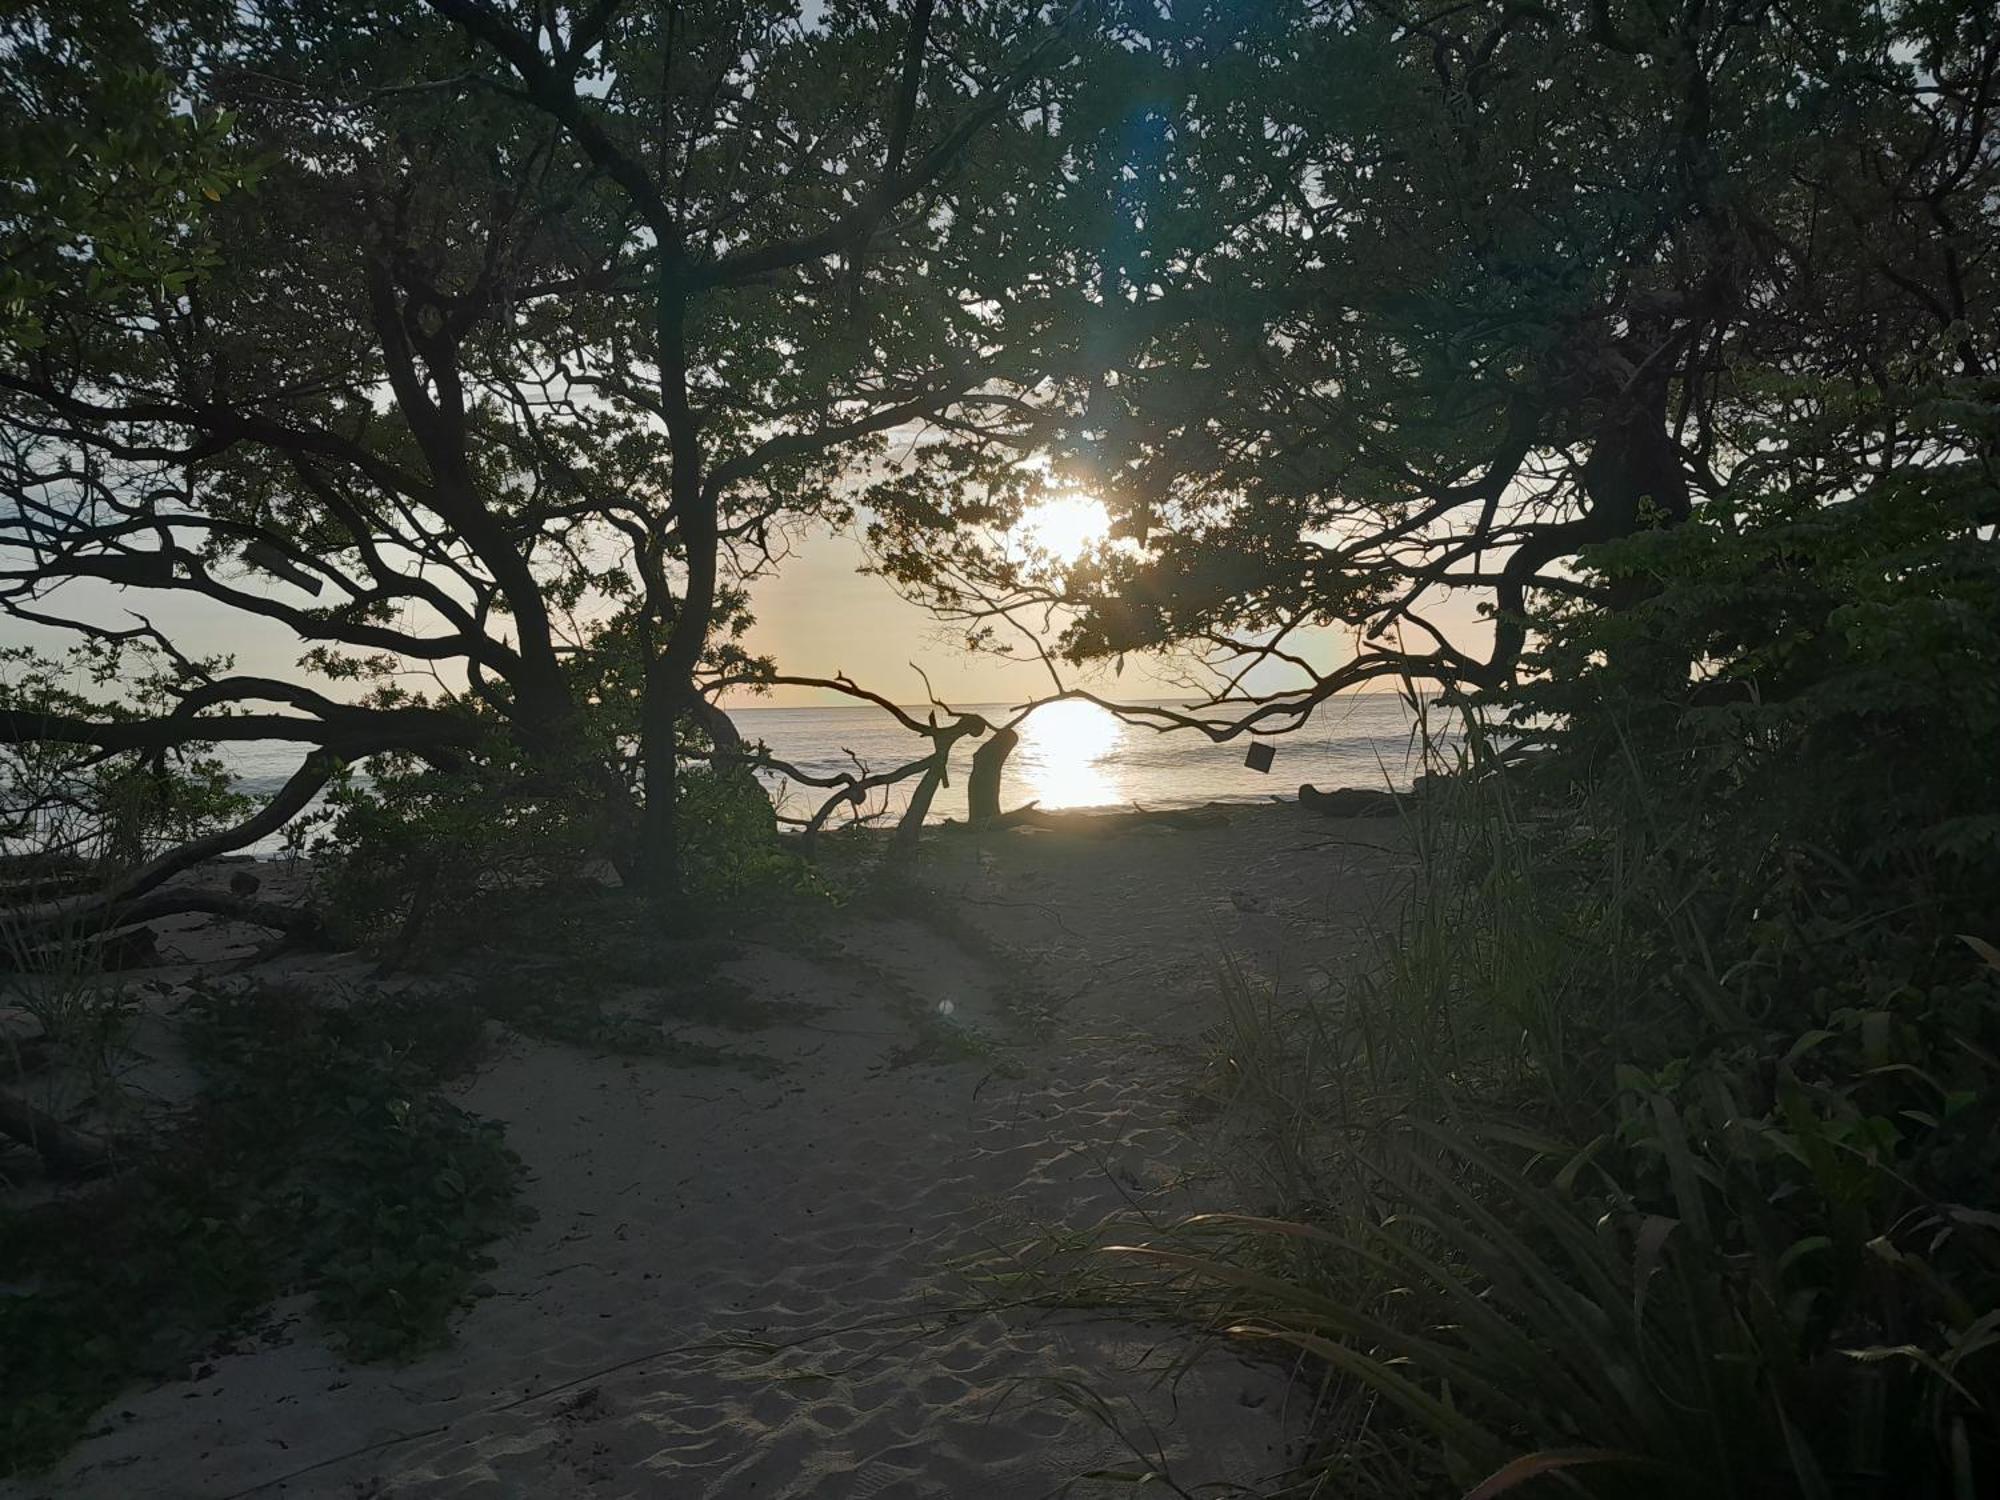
[[318, 727, 819, 951], [1130, 472, 2000, 1496], [675, 762, 821, 914], [314, 732, 615, 949], [0, 984, 527, 1474]]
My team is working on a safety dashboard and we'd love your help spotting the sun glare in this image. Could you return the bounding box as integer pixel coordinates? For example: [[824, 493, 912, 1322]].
[[1016, 699, 1124, 810], [1013, 494, 1110, 563]]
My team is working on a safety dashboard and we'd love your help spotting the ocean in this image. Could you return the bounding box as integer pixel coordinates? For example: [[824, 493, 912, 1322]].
[[220, 692, 1442, 854]]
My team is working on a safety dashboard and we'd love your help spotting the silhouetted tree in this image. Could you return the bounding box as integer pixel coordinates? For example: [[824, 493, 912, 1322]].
[[875, 0, 1999, 735], [1, 0, 1122, 911]]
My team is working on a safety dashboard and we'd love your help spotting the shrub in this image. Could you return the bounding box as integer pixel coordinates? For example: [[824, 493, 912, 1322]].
[[318, 727, 819, 951], [1131, 468, 2000, 1496], [314, 733, 614, 949], [0, 984, 527, 1474]]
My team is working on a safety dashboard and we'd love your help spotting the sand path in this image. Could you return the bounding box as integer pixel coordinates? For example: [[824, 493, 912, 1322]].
[[13, 806, 1398, 1499]]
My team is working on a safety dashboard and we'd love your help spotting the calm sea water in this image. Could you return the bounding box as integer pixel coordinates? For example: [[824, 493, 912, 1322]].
[[221, 693, 1440, 854]]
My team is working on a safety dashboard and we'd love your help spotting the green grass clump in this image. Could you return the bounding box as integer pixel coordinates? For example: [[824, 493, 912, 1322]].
[[0, 985, 528, 1475]]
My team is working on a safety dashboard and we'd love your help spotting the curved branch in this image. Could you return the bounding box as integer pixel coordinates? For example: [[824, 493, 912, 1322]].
[[5, 754, 341, 937]]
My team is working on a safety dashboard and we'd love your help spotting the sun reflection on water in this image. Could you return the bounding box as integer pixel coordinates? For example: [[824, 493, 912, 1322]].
[[1015, 700, 1124, 810]]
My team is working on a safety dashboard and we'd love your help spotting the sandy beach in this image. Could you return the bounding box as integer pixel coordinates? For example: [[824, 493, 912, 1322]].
[[4, 805, 1404, 1500]]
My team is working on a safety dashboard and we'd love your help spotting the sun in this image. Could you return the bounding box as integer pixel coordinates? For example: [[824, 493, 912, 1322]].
[[1013, 494, 1110, 563]]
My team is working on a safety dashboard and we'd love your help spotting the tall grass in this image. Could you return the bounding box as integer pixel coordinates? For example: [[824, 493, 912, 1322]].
[[1114, 707, 2000, 1499], [1, 877, 139, 1175]]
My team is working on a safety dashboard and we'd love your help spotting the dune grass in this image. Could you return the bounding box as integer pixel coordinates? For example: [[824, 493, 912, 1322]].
[[1102, 701, 2000, 1499]]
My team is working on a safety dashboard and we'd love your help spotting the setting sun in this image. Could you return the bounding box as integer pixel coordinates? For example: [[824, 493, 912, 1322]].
[[1012, 494, 1110, 563]]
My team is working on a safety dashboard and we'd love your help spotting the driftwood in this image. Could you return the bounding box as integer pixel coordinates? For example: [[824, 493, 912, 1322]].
[[0, 1085, 116, 1177], [66, 887, 321, 940], [949, 802, 1233, 835], [2, 887, 323, 975], [889, 714, 987, 857], [0, 870, 101, 903], [1297, 784, 1408, 818]]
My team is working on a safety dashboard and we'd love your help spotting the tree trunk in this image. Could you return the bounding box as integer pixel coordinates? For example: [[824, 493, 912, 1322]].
[[1578, 374, 1691, 545], [1579, 369, 1694, 694], [892, 750, 950, 859], [637, 658, 682, 898], [689, 697, 744, 762], [966, 724, 1018, 826], [630, 260, 720, 902]]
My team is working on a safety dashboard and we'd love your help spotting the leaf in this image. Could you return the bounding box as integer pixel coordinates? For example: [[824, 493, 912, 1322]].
[[1777, 1235, 1832, 1276], [1463, 1449, 1636, 1500], [1646, 1094, 1711, 1243], [1630, 1215, 1677, 1325], [1840, 1343, 1978, 1404], [1959, 933, 2000, 974]]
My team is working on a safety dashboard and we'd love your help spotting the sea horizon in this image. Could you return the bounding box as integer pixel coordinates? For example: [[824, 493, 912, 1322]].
[[220, 691, 1443, 855]]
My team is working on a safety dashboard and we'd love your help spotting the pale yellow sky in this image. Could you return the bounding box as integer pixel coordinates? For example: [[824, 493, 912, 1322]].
[[731, 522, 1488, 709], [1, 520, 1487, 714], [728, 521, 1182, 708]]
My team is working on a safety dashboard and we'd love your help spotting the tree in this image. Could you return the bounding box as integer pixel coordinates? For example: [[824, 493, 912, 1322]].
[[1, 0, 633, 926], [1, 0, 1121, 919], [873, 0, 1999, 739], [418, 0, 1126, 890]]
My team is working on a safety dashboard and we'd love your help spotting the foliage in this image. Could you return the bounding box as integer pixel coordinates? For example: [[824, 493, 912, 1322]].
[[879, 0, 1999, 727], [0, 0, 1132, 893], [0, 647, 249, 872], [317, 713, 823, 949], [0, 984, 526, 1474], [0, 11, 258, 353], [313, 729, 612, 950], [1130, 447, 2000, 1496], [674, 762, 823, 916]]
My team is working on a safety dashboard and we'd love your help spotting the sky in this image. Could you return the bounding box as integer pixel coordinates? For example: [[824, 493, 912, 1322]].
[[1, 505, 1487, 714], [0, 520, 1118, 708], [734, 507, 1199, 709]]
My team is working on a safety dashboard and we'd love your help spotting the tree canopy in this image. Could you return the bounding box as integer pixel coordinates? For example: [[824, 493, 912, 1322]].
[[2, 0, 1995, 903], [1, 0, 1132, 907], [874, 0, 1997, 733]]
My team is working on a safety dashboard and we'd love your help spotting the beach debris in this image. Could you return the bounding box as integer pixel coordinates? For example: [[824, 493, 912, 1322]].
[[1297, 785, 1402, 818]]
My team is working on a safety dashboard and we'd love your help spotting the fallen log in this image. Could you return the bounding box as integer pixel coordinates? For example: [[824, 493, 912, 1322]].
[[1297, 785, 1408, 818], [107, 887, 324, 940], [2, 888, 324, 973], [947, 802, 1232, 835]]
